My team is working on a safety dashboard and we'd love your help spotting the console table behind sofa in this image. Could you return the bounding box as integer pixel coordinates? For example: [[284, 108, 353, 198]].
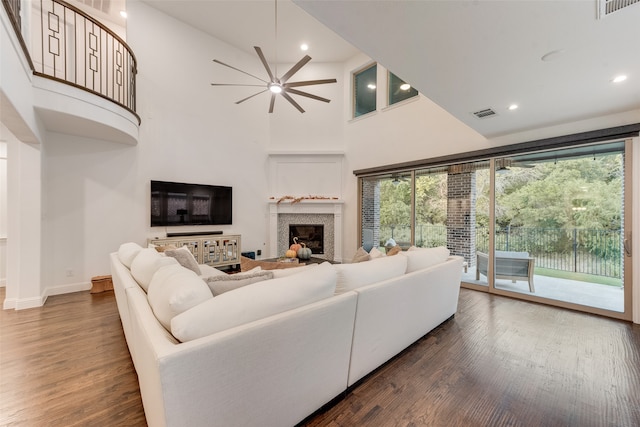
[[476, 251, 535, 292]]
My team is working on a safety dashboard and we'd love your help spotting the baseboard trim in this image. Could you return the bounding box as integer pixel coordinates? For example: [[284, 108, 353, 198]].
[[15, 295, 47, 310], [3, 297, 16, 310], [45, 281, 92, 298], [2, 282, 91, 310]]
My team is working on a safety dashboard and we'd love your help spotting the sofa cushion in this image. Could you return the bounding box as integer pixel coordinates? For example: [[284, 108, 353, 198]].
[[164, 246, 201, 275], [351, 247, 371, 263], [334, 254, 407, 294], [205, 270, 274, 296], [118, 242, 143, 269], [147, 264, 213, 331], [130, 248, 166, 291], [405, 246, 450, 273], [171, 262, 337, 342]]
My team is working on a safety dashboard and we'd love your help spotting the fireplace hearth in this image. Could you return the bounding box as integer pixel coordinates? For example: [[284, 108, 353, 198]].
[[289, 224, 324, 254]]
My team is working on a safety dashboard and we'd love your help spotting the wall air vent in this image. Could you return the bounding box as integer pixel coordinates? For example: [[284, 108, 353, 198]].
[[598, 0, 639, 18], [472, 108, 498, 119]]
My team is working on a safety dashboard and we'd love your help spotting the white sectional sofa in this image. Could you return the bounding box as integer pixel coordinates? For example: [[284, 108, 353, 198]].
[[111, 243, 464, 427]]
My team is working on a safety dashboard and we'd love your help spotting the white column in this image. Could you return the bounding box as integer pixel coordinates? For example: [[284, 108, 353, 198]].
[[5, 138, 43, 310]]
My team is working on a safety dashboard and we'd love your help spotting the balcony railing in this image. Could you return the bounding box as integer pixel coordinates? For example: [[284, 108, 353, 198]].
[[379, 224, 623, 279], [2, 0, 139, 123]]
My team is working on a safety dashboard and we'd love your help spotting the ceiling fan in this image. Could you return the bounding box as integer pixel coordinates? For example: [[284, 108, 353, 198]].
[[391, 174, 410, 185], [210, 1, 337, 113]]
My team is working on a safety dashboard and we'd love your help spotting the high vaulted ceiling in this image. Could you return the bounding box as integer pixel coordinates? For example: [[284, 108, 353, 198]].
[[140, 0, 640, 138]]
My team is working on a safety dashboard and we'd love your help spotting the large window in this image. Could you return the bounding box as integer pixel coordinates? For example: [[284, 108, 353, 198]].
[[388, 72, 418, 106], [357, 137, 633, 321], [353, 64, 377, 118]]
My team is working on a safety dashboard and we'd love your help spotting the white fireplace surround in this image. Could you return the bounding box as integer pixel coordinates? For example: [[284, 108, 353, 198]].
[[269, 200, 344, 262]]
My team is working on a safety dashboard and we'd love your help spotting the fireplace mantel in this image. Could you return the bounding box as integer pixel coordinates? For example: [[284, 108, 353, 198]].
[[268, 200, 344, 262]]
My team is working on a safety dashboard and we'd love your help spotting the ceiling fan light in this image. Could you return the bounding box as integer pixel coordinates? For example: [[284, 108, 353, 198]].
[[269, 83, 283, 94]]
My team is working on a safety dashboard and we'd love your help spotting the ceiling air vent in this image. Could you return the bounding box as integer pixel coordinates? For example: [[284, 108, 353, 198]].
[[598, 0, 639, 18], [472, 108, 498, 119]]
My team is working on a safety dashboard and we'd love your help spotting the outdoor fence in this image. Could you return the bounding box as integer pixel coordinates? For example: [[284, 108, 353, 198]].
[[380, 225, 623, 279]]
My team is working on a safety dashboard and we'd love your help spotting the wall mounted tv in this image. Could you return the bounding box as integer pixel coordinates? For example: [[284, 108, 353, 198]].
[[150, 180, 232, 226]]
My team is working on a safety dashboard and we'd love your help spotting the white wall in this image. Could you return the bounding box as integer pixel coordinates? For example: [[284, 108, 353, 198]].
[[339, 54, 489, 260], [38, 0, 349, 290], [0, 141, 6, 286]]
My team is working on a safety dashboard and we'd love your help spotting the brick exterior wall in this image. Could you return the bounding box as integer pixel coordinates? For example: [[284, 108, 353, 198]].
[[361, 179, 380, 250], [447, 171, 476, 266]]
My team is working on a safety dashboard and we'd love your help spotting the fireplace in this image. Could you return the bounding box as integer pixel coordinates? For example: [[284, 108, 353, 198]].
[[268, 200, 344, 262], [289, 224, 324, 254]]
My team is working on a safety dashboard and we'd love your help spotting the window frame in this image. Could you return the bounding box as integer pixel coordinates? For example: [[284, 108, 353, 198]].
[[352, 63, 378, 119]]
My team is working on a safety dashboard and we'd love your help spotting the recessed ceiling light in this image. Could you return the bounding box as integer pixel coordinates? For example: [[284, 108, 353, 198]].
[[400, 83, 411, 91], [508, 104, 518, 110], [300, 43, 309, 51], [367, 84, 376, 90], [120, 10, 127, 18], [612, 75, 627, 83]]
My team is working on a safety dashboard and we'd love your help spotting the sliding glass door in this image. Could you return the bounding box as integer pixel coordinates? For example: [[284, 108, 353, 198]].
[[358, 139, 633, 320], [491, 141, 629, 315]]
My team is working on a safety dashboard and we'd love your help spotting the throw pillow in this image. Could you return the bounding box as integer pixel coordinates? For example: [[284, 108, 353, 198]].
[[334, 254, 408, 294], [147, 264, 213, 331], [386, 246, 402, 256], [151, 244, 178, 253], [165, 246, 201, 275], [405, 246, 450, 273], [130, 247, 163, 291], [198, 263, 227, 278], [240, 256, 305, 271], [118, 242, 143, 269], [205, 270, 274, 296], [171, 262, 336, 342], [368, 247, 385, 259], [351, 246, 371, 263]]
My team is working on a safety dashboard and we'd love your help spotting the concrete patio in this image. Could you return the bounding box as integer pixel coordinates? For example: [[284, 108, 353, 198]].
[[462, 266, 624, 313]]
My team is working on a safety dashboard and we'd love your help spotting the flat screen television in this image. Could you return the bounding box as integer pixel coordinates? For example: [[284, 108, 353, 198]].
[[150, 180, 232, 226]]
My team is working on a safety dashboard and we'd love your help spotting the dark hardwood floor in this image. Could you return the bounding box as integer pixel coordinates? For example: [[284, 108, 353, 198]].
[[1, 287, 639, 426]]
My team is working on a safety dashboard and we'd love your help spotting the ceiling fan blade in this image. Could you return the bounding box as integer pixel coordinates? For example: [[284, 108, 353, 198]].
[[235, 89, 268, 104], [254, 46, 275, 83], [281, 92, 305, 113], [269, 94, 276, 113], [210, 83, 265, 87], [284, 78, 337, 88], [280, 55, 312, 84], [285, 88, 331, 103], [213, 59, 269, 84]]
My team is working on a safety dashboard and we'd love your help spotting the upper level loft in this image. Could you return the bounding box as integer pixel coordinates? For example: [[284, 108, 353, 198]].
[[1, 0, 139, 144]]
